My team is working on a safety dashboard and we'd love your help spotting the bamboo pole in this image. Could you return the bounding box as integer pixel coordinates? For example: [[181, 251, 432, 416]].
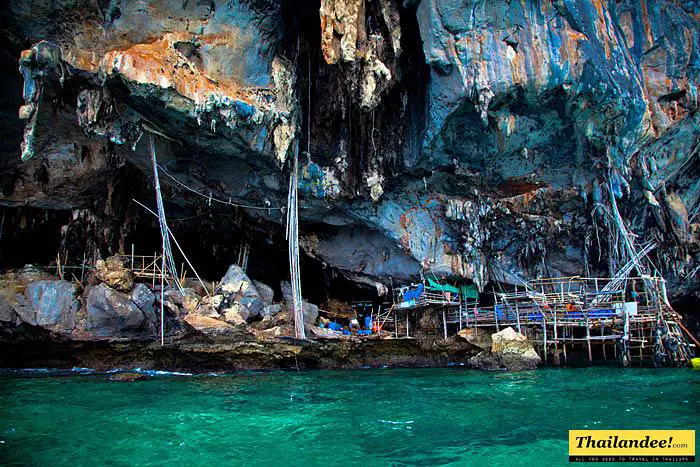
[[586, 316, 592, 364], [494, 299, 500, 332], [542, 317, 548, 365], [613, 317, 618, 359], [131, 200, 211, 298], [442, 308, 448, 340], [458, 297, 462, 331], [159, 249, 165, 346], [81, 252, 86, 284], [562, 326, 568, 365], [601, 321, 607, 362], [553, 311, 558, 363], [286, 148, 304, 340], [623, 311, 630, 365], [677, 320, 700, 347]]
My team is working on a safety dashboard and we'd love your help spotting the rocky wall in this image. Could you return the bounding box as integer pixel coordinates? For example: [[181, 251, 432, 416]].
[[0, 0, 697, 307]]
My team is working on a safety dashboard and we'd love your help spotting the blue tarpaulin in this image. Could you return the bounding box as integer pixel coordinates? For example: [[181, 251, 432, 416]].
[[402, 283, 424, 302]]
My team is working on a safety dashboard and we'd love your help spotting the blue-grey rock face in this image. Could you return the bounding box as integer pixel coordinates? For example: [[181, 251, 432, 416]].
[[1, 0, 698, 298], [11, 0, 295, 168], [415, 0, 698, 179], [217, 264, 267, 320], [18, 280, 79, 333], [301, 225, 422, 282], [85, 283, 157, 339]]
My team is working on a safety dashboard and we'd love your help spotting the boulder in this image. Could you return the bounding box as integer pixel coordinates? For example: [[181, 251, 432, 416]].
[[94, 255, 133, 292], [181, 290, 200, 313], [17, 280, 79, 334], [84, 283, 157, 339], [157, 286, 181, 317], [255, 324, 292, 339], [468, 350, 502, 371], [0, 295, 17, 324], [280, 281, 319, 326], [17, 264, 55, 283], [130, 283, 156, 318], [193, 302, 220, 318], [163, 287, 184, 306], [469, 327, 541, 371], [457, 327, 492, 350], [252, 280, 274, 306], [208, 294, 224, 309], [221, 304, 246, 325], [0, 286, 24, 324], [309, 325, 341, 339], [182, 278, 213, 298], [216, 265, 266, 321], [219, 265, 252, 289], [260, 303, 282, 318], [303, 302, 320, 328], [183, 314, 235, 335]]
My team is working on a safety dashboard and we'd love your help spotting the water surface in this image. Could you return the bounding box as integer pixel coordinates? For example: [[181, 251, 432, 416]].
[[0, 367, 697, 466]]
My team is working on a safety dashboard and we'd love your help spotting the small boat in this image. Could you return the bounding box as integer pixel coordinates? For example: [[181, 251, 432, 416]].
[[691, 358, 700, 370]]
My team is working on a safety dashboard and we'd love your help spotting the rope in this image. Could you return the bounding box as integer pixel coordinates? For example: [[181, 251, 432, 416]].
[[149, 135, 185, 345], [287, 149, 305, 339], [131, 199, 211, 299], [157, 163, 284, 211]]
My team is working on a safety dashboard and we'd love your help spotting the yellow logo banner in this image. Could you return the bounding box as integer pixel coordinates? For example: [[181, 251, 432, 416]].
[[569, 430, 695, 462]]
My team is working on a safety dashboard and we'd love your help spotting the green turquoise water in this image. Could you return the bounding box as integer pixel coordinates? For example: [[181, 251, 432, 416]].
[[0, 367, 697, 466]]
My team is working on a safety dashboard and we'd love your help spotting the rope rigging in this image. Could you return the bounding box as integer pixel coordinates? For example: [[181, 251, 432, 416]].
[[283, 47, 312, 341], [131, 198, 211, 300], [287, 148, 305, 339], [149, 134, 184, 345], [157, 163, 284, 211]]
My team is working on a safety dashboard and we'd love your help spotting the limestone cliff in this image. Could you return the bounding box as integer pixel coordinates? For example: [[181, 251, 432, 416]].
[[0, 0, 698, 311]]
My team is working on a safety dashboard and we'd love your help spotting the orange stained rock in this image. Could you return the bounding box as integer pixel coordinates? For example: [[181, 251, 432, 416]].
[[560, 27, 586, 68], [320, 0, 365, 64], [639, 0, 655, 50], [100, 32, 255, 110]]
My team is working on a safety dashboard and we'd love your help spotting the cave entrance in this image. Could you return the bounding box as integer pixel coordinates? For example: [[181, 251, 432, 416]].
[[0, 207, 72, 270]]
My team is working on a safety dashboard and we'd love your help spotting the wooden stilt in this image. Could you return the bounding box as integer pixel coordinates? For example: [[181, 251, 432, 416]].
[[394, 311, 398, 338], [623, 311, 630, 365], [562, 329, 568, 365], [80, 252, 86, 284], [442, 308, 448, 340], [601, 321, 607, 362], [458, 300, 463, 331], [405, 312, 409, 337], [586, 316, 592, 364], [553, 312, 558, 364], [494, 301, 500, 332], [160, 248, 165, 346], [542, 317, 548, 364]]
